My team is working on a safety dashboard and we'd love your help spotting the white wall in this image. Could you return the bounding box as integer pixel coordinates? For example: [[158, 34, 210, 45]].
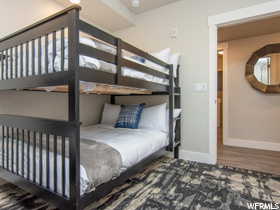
[[0, 0, 109, 125], [226, 32, 280, 145], [115, 0, 272, 156]]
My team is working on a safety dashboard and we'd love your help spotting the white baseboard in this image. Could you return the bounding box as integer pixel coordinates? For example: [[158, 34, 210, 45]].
[[180, 149, 216, 164], [224, 138, 280, 152]]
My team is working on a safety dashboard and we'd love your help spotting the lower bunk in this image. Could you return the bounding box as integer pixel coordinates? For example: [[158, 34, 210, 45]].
[[0, 124, 169, 197], [0, 102, 181, 209]]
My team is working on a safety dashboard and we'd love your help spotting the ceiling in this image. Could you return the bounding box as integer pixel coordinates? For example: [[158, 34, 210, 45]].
[[218, 15, 280, 42], [55, 0, 135, 31], [120, 0, 181, 14], [54, 0, 181, 32]]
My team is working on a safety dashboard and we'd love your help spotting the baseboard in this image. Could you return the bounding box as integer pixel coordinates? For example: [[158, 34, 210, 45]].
[[224, 138, 280, 152], [180, 149, 216, 164]]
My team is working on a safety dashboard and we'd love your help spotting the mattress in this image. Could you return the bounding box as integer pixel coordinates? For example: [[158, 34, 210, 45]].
[[0, 124, 168, 196], [80, 124, 169, 170], [1, 37, 170, 86]]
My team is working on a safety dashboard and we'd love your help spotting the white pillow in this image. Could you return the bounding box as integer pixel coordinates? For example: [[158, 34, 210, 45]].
[[145, 48, 171, 74], [164, 108, 182, 133], [169, 53, 181, 77], [101, 103, 121, 125], [139, 103, 167, 132]]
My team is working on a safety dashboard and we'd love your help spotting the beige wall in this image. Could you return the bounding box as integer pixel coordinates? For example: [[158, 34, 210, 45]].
[[227, 32, 280, 143], [0, 0, 276, 155], [0, 0, 62, 38], [0, 0, 109, 125], [115, 0, 272, 154], [0, 91, 108, 126]]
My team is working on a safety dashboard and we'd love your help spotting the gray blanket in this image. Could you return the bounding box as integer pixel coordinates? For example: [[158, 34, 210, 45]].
[[0, 130, 122, 194], [79, 138, 122, 191]]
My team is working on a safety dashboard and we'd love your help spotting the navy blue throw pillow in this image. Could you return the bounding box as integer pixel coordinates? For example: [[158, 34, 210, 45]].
[[115, 104, 145, 129]]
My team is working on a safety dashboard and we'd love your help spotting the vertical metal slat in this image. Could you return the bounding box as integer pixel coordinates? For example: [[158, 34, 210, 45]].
[[26, 42, 29, 77], [53, 135, 57, 192], [32, 40, 35, 76], [61, 136, 66, 196], [46, 134, 50, 189], [6, 127, 9, 171], [20, 44, 23, 78], [33, 132, 36, 183], [27, 130, 31, 180], [15, 46, 18, 78], [39, 133, 43, 185], [45, 35, 49, 74], [21, 129, 25, 176], [61, 29, 65, 71], [2, 126, 4, 168], [9, 48, 13, 79], [52, 32, 56, 73], [38, 37, 42, 75], [11, 128, 14, 172], [16, 128, 19, 174], [5, 50, 8, 80]]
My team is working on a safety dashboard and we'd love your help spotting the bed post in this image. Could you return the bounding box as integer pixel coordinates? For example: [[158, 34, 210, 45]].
[[111, 96, 116, 104], [174, 65, 181, 159], [168, 64, 174, 156], [68, 7, 81, 210]]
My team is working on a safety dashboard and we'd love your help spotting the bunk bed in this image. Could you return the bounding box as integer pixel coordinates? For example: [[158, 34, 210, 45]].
[[0, 6, 181, 210]]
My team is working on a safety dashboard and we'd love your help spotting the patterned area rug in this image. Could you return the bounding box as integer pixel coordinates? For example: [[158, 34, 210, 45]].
[[0, 157, 279, 210]]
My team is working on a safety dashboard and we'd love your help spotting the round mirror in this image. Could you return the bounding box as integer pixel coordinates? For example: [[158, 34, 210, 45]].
[[246, 44, 280, 93]]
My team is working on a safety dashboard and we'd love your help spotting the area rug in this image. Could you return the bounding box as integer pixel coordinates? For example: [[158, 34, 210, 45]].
[[0, 157, 279, 210]]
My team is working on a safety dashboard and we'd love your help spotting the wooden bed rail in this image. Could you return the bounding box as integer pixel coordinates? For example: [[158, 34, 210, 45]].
[[0, 115, 75, 204], [0, 115, 77, 137], [0, 5, 171, 94]]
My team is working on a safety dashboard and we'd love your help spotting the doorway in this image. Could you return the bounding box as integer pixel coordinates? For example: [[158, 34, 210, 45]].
[[208, 0, 280, 167]]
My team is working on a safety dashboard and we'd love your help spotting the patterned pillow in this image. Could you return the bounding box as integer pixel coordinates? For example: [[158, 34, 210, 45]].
[[115, 104, 145, 129]]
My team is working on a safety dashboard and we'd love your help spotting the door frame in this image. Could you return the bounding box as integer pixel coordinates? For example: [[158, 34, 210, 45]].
[[217, 43, 228, 147], [208, 0, 280, 164]]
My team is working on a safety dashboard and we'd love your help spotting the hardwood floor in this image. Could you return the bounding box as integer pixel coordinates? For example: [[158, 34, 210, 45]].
[[217, 128, 280, 175]]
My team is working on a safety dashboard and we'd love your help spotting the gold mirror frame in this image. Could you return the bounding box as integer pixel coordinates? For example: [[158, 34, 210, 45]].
[[246, 44, 280, 93]]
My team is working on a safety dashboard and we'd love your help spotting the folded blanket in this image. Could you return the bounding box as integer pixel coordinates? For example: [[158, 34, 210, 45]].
[[0, 131, 122, 196]]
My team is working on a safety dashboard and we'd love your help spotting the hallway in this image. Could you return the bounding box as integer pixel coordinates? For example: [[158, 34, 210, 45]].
[[217, 129, 280, 175]]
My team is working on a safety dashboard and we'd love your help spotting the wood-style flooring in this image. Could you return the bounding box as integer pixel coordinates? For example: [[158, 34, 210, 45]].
[[217, 128, 280, 175]]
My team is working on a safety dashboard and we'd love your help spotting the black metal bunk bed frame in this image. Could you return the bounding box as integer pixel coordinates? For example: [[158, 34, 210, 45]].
[[0, 6, 181, 210]]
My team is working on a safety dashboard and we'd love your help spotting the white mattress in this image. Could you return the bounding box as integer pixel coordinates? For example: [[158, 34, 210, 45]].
[[0, 124, 168, 197], [0, 138, 89, 197], [80, 124, 169, 170], [1, 37, 170, 86]]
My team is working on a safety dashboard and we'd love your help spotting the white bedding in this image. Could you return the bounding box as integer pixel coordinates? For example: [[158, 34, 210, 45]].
[[51, 37, 170, 85], [1, 37, 171, 86], [52, 37, 170, 85], [0, 124, 168, 197], [0, 138, 89, 197], [80, 124, 169, 170]]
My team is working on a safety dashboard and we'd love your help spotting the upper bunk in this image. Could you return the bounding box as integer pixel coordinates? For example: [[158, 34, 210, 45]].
[[0, 6, 180, 96]]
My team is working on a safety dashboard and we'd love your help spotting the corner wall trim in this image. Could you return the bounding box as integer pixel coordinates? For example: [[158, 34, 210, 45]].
[[180, 149, 216, 165], [224, 138, 280, 152]]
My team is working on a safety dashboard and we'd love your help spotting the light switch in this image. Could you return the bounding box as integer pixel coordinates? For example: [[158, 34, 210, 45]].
[[193, 83, 208, 92]]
